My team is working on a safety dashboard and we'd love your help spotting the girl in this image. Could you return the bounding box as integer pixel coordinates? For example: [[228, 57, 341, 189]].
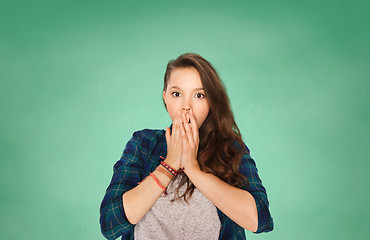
[[100, 53, 274, 239]]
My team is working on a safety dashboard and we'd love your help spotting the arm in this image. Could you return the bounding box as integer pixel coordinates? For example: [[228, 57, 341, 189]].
[[122, 162, 173, 224], [185, 166, 258, 232], [179, 110, 273, 233], [100, 130, 176, 239], [99, 131, 146, 239], [184, 143, 273, 234], [239, 144, 274, 233], [123, 113, 185, 224]]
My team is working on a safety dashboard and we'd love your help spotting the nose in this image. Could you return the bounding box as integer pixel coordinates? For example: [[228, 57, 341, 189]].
[[182, 99, 191, 112]]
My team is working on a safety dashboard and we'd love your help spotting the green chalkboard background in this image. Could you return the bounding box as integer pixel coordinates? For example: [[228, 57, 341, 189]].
[[1, 0, 369, 239]]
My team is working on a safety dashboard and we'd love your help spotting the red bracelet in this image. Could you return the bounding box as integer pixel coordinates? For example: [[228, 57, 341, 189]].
[[150, 173, 167, 196], [137, 175, 149, 185]]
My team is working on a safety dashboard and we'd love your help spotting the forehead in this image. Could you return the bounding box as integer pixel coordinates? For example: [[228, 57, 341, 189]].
[[168, 67, 203, 89]]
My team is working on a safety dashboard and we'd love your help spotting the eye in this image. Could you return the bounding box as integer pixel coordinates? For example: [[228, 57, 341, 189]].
[[195, 93, 205, 99], [171, 92, 180, 97]]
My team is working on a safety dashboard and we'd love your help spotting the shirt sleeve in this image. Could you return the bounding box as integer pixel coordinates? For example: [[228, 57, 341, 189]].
[[239, 142, 274, 234], [99, 130, 145, 240]]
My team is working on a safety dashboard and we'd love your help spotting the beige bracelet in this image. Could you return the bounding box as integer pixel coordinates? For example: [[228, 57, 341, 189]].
[[156, 165, 174, 180]]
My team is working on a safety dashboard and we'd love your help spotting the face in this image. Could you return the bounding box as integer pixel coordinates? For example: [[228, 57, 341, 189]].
[[163, 67, 210, 129]]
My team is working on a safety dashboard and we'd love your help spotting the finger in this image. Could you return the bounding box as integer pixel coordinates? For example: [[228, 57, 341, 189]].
[[177, 111, 183, 134], [186, 115, 193, 135], [177, 122, 184, 148], [180, 121, 186, 137], [179, 120, 187, 147], [166, 127, 173, 149], [165, 127, 170, 142], [185, 111, 190, 124], [182, 112, 194, 145], [189, 109, 199, 141], [176, 111, 182, 133], [173, 111, 181, 136], [179, 122, 183, 140], [186, 112, 192, 129], [178, 110, 186, 130]]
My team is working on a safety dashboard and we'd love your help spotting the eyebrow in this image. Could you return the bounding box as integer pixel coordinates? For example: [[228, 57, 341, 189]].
[[169, 86, 204, 91]]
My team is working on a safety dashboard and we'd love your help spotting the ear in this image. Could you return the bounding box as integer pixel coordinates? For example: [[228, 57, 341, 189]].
[[163, 91, 166, 104]]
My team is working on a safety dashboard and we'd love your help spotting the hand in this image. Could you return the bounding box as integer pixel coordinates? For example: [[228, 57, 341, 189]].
[[180, 109, 200, 172], [164, 110, 183, 170]]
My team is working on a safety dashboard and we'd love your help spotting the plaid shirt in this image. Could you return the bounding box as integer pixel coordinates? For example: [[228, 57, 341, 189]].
[[100, 124, 274, 239]]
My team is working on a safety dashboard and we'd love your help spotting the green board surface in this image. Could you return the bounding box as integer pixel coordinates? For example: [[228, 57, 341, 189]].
[[1, 0, 369, 239]]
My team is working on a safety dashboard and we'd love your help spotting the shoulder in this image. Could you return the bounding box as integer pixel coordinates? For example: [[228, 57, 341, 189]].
[[231, 138, 257, 171], [129, 127, 166, 152], [232, 138, 251, 156], [131, 127, 165, 141]]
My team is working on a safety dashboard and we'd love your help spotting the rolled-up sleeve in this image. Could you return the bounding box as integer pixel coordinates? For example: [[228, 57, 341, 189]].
[[100, 131, 144, 239], [239, 142, 274, 233]]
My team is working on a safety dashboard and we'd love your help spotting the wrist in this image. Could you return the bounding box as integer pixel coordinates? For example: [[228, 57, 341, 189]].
[[152, 168, 172, 188], [183, 162, 200, 175], [164, 158, 181, 171]]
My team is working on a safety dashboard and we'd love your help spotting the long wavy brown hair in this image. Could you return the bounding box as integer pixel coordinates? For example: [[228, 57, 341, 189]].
[[162, 53, 250, 203]]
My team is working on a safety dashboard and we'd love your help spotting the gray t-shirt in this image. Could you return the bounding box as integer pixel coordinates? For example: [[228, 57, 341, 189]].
[[134, 172, 221, 239]]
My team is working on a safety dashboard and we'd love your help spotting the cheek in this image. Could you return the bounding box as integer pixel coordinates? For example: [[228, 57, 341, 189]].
[[167, 106, 179, 122], [194, 106, 209, 126]]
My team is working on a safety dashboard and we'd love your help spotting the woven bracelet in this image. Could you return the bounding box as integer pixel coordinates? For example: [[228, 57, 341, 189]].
[[160, 161, 178, 176], [159, 156, 184, 174]]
